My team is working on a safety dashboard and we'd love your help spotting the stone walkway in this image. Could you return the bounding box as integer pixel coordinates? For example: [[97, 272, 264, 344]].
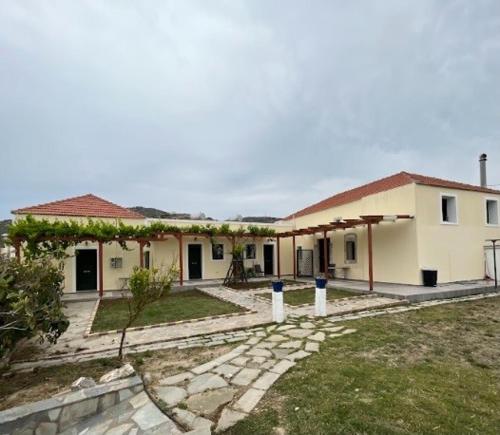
[[11, 287, 401, 371], [148, 313, 355, 433]]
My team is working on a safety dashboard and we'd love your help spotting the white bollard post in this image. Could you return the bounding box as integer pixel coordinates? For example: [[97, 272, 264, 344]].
[[272, 280, 285, 323], [315, 277, 327, 317]]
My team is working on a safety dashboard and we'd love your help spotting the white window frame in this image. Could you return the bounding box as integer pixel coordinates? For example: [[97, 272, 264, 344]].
[[344, 233, 357, 264], [211, 242, 225, 261], [440, 193, 458, 225], [485, 197, 499, 226]]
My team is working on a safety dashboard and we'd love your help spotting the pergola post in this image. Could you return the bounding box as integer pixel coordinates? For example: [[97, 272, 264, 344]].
[[277, 235, 281, 279], [178, 234, 184, 286], [292, 235, 296, 279], [323, 230, 328, 278], [98, 241, 104, 297], [139, 241, 144, 268], [367, 221, 374, 291]]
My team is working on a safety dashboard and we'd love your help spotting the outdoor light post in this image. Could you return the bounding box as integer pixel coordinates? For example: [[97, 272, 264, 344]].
[[315, 276, 327, 317], [272, 280, 285, 323], [487, 239, 498, 289]]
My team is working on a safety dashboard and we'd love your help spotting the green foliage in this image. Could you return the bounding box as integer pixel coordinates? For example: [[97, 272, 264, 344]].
[[118, 264, 178, 358], [0, 256, 68, 361], [231, 243, 245, 260], [8, 215, 276, 260]]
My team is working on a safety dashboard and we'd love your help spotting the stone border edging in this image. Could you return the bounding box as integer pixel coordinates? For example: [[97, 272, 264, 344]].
[[0, 375, 143, 434], [84, 288, 255, 338], [83, 298, 101, 337]]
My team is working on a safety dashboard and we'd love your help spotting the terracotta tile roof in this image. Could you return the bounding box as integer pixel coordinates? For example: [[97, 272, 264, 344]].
[[284, 171, 500, 220], [12, 194, 144, 220]]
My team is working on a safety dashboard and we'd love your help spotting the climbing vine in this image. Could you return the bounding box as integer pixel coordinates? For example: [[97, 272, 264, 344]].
[[8, 215, 277, 260]]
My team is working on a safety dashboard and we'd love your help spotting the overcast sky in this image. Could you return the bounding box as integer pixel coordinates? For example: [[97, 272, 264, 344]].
[[1, 1, 500, 220]]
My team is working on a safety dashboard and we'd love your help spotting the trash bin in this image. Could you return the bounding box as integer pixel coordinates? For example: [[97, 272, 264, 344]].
[[422, 269, 437, 287]]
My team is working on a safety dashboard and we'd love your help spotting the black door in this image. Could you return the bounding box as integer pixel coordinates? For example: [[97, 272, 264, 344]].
[[263, 245, 274, 275], [76, 249, 97, 291], [318, 238, 331, 273], [188, 244, 202, 279]]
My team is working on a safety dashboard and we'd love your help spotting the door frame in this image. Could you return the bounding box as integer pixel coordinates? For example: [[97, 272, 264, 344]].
[[73, 245, 100, 292], [185, 242, 204, 280], [263, 243, 276, 276]]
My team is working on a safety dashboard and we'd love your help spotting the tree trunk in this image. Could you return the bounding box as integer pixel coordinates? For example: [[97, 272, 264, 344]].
[[118, 325, 129, 360], [118, 320, 133, 360]]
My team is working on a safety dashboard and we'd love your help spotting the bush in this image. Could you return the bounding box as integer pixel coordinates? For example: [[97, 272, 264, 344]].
[[118, 265, 178, 359], [0, 256, 69, 363]]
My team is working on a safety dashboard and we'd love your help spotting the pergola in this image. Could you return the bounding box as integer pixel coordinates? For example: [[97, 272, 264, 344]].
[[12, 231, 277, 297], [276, 214, 413, 291]]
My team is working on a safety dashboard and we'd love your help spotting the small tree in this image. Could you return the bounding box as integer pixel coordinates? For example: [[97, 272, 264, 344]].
[[118, 264, 177, 359], [0, 256, 69, 365]]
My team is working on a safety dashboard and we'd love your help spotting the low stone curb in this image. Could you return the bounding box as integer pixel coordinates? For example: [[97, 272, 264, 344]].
[[0, 375, 143, 434], [9, 326, 272, 371], [85, 309, 255, 338], [84, 287, 255, 338], [83, 298, 101, 337]]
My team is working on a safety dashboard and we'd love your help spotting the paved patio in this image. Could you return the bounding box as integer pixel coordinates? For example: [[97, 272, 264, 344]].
[[324, 278, 497, 302]]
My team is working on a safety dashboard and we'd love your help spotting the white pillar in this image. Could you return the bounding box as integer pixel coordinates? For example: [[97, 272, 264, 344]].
[[272, 290, 285, 323], [315, 287, 326, 317]]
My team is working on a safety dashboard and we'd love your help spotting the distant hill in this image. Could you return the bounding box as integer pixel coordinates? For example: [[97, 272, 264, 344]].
[[241, 216, 281, 223], [0, 219, 11, 247], [129, 207, 214, 221], [130, 207, 280, 224]]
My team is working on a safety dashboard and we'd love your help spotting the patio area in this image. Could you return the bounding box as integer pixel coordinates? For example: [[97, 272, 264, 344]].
[[325, 278, 497, 302]]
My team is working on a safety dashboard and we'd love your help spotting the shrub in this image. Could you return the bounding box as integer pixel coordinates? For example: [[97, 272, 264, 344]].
[[0, 256, 68, 364]]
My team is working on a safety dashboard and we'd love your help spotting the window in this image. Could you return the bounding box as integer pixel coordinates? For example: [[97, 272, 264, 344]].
[[486, 199, 499, 225], [212, 243, 224, 260], [245, 244, 256, 259], [441, 194, 457, 224], [144, 251, 150, 269], [345, 234, 357, 263]]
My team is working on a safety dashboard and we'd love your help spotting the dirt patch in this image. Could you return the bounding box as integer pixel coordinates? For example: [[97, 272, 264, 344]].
[[131, 344, 235, 384], [0, 344, 235, 411], [0, 357, 121, 411]]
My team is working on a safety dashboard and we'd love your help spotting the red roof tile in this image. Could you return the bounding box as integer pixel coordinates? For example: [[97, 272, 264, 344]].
[[12, 194, 144, 220], [284, 171, 500, 220]]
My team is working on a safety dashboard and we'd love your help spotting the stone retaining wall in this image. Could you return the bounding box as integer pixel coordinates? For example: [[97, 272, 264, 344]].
[[0, 376, 143, 435]]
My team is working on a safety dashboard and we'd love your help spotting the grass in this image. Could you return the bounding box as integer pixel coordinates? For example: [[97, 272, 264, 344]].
[[91, 289, 245, 332], [227, 279, 301, 290], [0, 344, 235, 411], [226, 297, 500, 435], [260, 287, 356, 305]]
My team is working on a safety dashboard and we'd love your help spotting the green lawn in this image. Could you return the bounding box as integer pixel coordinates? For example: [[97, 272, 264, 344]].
[[226, 297, 500, 434], [91, 289, 245, 332], [260, 287, 356, 305], [227, 279, 301, 290]]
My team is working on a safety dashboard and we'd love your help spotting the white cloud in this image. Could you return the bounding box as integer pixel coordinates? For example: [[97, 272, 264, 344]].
[[1, 0, 500, 218]]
